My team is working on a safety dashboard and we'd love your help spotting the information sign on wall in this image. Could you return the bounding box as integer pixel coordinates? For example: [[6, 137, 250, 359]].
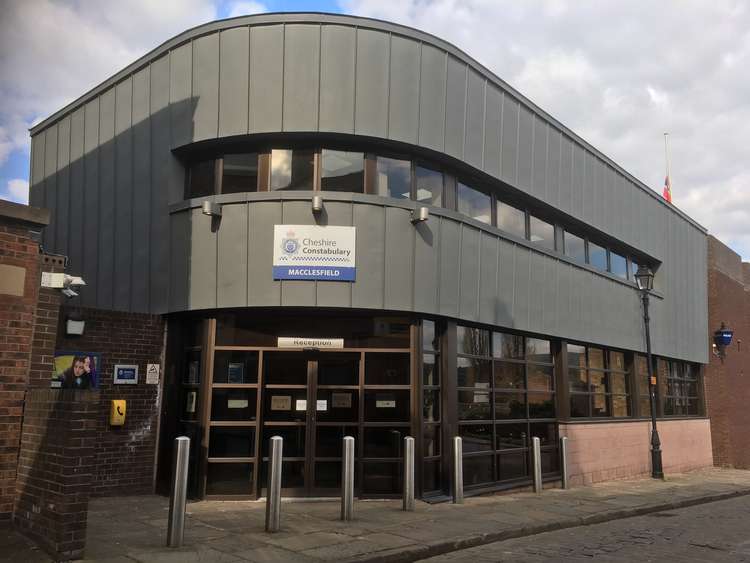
[[114, 364, 138, 385], [272, 225, 356, 281]]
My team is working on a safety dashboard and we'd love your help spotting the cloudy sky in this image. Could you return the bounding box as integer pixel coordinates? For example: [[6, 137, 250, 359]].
[[1, 0, 748, 259]]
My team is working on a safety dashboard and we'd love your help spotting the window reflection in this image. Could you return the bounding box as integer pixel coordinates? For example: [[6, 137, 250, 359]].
[[589, 242, 607, 271], [271, 149, 314, 190], [321, 150, 364, 192], [496, 201, 526, 238], [610, 252, 627, 279], [376, 156, 411, 199], [529, 215, 555, 250], [415, 166, 443, 206], [186, 159, 215, 198], [457, 182, 491, 224], [564, 231, 585, 263]]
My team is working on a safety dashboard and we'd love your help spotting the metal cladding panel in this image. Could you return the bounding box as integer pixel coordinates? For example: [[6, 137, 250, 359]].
[[150, 54, 172, 313], [496, 238, 515, 328], [98, 88, 116, 309], [354, 28, 389, 138], [413, 221, 439, 314], [169, 43, 193, 148], [546, 127, 561, 209], [351, 204, 385, 310], [517, 106, 533, 191], [247, 202, 281, 306], [384, 206, 415, 311], [558, 135, 573, 214], [418, 44, 446, 152], [527, 252, 547, 333], [217, 202, 248, 308], [438, 218, 460, 317], [458, 225, 480, 321], [219, 27, 250, 137], [250, 26, 284, 133], [513, 245, 531, 332], [280, 201, 317, 306], [531, 117, 547, 201], [319, 25, 355, 133], [464, 70, 485, 170], [114, 78, 133, 311], [68, 109, 85, 276], [283, 24, 320, 132], [500, 95, 519, 186], [30, 134, 45, 200], [388, 35, 420, 144], [131, 68, 151, 312], [82, 99, 100, 307], [483, 85, 502, 178], [571, 144, 584, 218], [189, 208, 217, 310], [478, 232, 498, 325], [555, 261, 572, 335], [169, 210, 190, 311], [43, 125, 57, 250], [444, 56, 466, 160], [315, 201, 353, 308], [192, 33, 219, 142], [55, 116, 71, 254]]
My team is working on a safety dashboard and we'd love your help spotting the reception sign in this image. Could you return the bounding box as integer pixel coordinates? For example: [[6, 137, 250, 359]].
[[273, 225, 356, 281]]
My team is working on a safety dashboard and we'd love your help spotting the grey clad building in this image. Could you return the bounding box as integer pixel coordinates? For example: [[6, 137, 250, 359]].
[[28, 13, 712, 500]]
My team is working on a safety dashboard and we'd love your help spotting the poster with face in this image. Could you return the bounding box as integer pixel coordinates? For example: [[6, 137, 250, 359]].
[[52, 351, 101, 389]]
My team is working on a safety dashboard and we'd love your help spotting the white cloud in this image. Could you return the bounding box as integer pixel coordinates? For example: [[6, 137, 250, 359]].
[[341, 0, 750, 259], [226, 1, 267, 18], [4, 179, 29, 204]]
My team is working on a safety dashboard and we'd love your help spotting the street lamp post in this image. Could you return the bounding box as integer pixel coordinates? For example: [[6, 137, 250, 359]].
[[635, 265, 664, 479]]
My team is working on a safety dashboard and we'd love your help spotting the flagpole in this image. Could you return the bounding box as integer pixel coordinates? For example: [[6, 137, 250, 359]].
[[664, 132, 671, 186]]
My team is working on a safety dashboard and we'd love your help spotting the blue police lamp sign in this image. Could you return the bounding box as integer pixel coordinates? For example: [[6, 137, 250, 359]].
[[273, 225, 356, 281], [114, 364, 138, 385]]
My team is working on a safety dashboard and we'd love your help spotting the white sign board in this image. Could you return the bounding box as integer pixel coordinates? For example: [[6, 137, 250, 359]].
[[278, 337, 344, 349], [146, 363, 160, 385], [114, 364, 138, 385], [272, 225, 356, 281]]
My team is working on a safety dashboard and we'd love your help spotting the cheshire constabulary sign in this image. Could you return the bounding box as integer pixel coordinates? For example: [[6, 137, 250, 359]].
[[272, 225, 356, 281]]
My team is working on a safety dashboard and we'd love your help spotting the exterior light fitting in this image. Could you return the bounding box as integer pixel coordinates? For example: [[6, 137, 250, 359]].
[[66, 318, 86, 336], [311, 194, 323, 213], [201, 200, 222, 217], [634, 264, 654, 292], [411, 206, 429, 223]]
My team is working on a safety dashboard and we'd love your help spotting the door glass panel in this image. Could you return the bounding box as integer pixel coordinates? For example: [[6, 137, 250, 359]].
[[423, 424, 440, 457], [459, 425, 493, 452], [318, 354, 359, 385], [314, 461, 342, 488], [260, 460, 305, 489], [495, 423, 528, 450], [211, 388, 257, 421], [261, 426, 305, 457], [213, 351, 258, 384], [206, 463, 253, 495], [423, 389, 440, 422], [209, 427, 256, 458], [364, 390, 410, 422], [365, 353, 409, 385], [264, 353, 307, 385], [497, 451, 527, 480], [315, 426, 359, 457], [463, 455, 494, 487], [263, 389, 307, 422], [363, 462, 402, 494], [316, 389, 358, 422], [363, 427, 407, 458]]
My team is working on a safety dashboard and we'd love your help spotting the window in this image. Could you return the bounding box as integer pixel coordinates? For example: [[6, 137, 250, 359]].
[[422, 320, 442, 494], [635, 354, 653, 417], [659, 360, 700, 416], [415, 166, 443, 206], [321, 150, 364, 192], [270, 149, 314, 190], [457, 182, 491, 224], [376, 156, 411, 199], [588, 242, 607, 271], [563, 231, 586, 263], [457, 326, 557, 489], [222, 153, 258, 194], [529, 215, 555, 250], [496, 201, 526, 238], [568, 344, 630, 418], [610, 252, 627, 279], [186, 159, 216, 198]]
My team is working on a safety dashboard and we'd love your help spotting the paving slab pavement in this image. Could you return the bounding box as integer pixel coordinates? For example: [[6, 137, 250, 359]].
[[4, 467, 750, 562]]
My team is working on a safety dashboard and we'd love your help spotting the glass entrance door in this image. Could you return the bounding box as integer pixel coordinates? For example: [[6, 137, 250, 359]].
[[261, 351, 361, 496]]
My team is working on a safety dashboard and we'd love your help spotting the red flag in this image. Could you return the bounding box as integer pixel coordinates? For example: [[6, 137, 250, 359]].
[[662, 174, 672, 203]]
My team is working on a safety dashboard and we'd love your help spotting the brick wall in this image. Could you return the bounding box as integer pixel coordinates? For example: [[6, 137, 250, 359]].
[[705, 235, 750, 468], [56, 306, 165, 496]]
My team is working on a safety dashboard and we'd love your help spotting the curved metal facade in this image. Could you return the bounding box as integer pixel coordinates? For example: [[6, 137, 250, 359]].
[[27, 13, 708, 362]]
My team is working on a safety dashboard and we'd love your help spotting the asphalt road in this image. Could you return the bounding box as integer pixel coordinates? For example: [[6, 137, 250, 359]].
[[422, 495, 750, 562]]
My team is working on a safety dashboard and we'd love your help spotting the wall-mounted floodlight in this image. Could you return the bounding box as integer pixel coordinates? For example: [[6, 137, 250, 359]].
[[411, 206, 429, 223], [312, 194, 324, 213], [201, 200, 222, 217]]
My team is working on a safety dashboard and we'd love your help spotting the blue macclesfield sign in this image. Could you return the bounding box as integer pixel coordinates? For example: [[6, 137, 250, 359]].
[[272, 225, 356, 281]]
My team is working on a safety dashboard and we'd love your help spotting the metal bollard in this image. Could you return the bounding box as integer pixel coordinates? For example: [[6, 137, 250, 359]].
[[532, 436, 542, 494], [452, 436, 463, 504], [403, 436, 415, 511], [341, 436, 355, 521], [167, 436, 190, 547], [265, 436, 283, 532], [560, 436, 569, 490]]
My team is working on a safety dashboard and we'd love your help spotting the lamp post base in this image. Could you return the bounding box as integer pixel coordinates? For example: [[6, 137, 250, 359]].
[[651, 431, 664, 480]]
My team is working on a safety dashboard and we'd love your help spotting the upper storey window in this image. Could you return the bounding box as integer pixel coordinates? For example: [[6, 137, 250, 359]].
[[496, 201, 526, 238], [186, 159, 216, 199], [271, 149, 314, 190], [564, 231, 586, 264], [415, 166, 443, 207], [222, 153, 258, 194], [588, 242, 608, 271], [321, 150, 364, 192], [376, 157, 411, 199], [529, 215, 555, 250], [610, 252, 627, 280], [457, 182, 491, 224]]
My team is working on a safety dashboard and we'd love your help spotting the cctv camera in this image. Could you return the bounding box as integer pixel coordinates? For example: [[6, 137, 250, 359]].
[[64, 275, 86, 288], [61, 288, 79, 298]]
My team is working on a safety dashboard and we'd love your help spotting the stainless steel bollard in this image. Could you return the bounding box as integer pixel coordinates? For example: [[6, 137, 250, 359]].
[[167, 436, 190, 547], [403, 436, 415, 511], [341, 436, 355, 521], [532, 436, 542, 494], [265, 436, 283, 532], [452, 436, 463, 504], [560, 436, 569, 490]]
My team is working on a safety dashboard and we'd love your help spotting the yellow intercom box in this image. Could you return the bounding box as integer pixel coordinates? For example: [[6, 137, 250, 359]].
[[110, 400, 126, 426]]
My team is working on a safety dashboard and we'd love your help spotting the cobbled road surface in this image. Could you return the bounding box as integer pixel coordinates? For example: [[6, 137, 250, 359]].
[[422, 495, 750, 562]]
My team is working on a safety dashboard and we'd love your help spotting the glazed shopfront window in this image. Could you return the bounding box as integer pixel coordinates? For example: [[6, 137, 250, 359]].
[[569, 344, 631, 418]]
